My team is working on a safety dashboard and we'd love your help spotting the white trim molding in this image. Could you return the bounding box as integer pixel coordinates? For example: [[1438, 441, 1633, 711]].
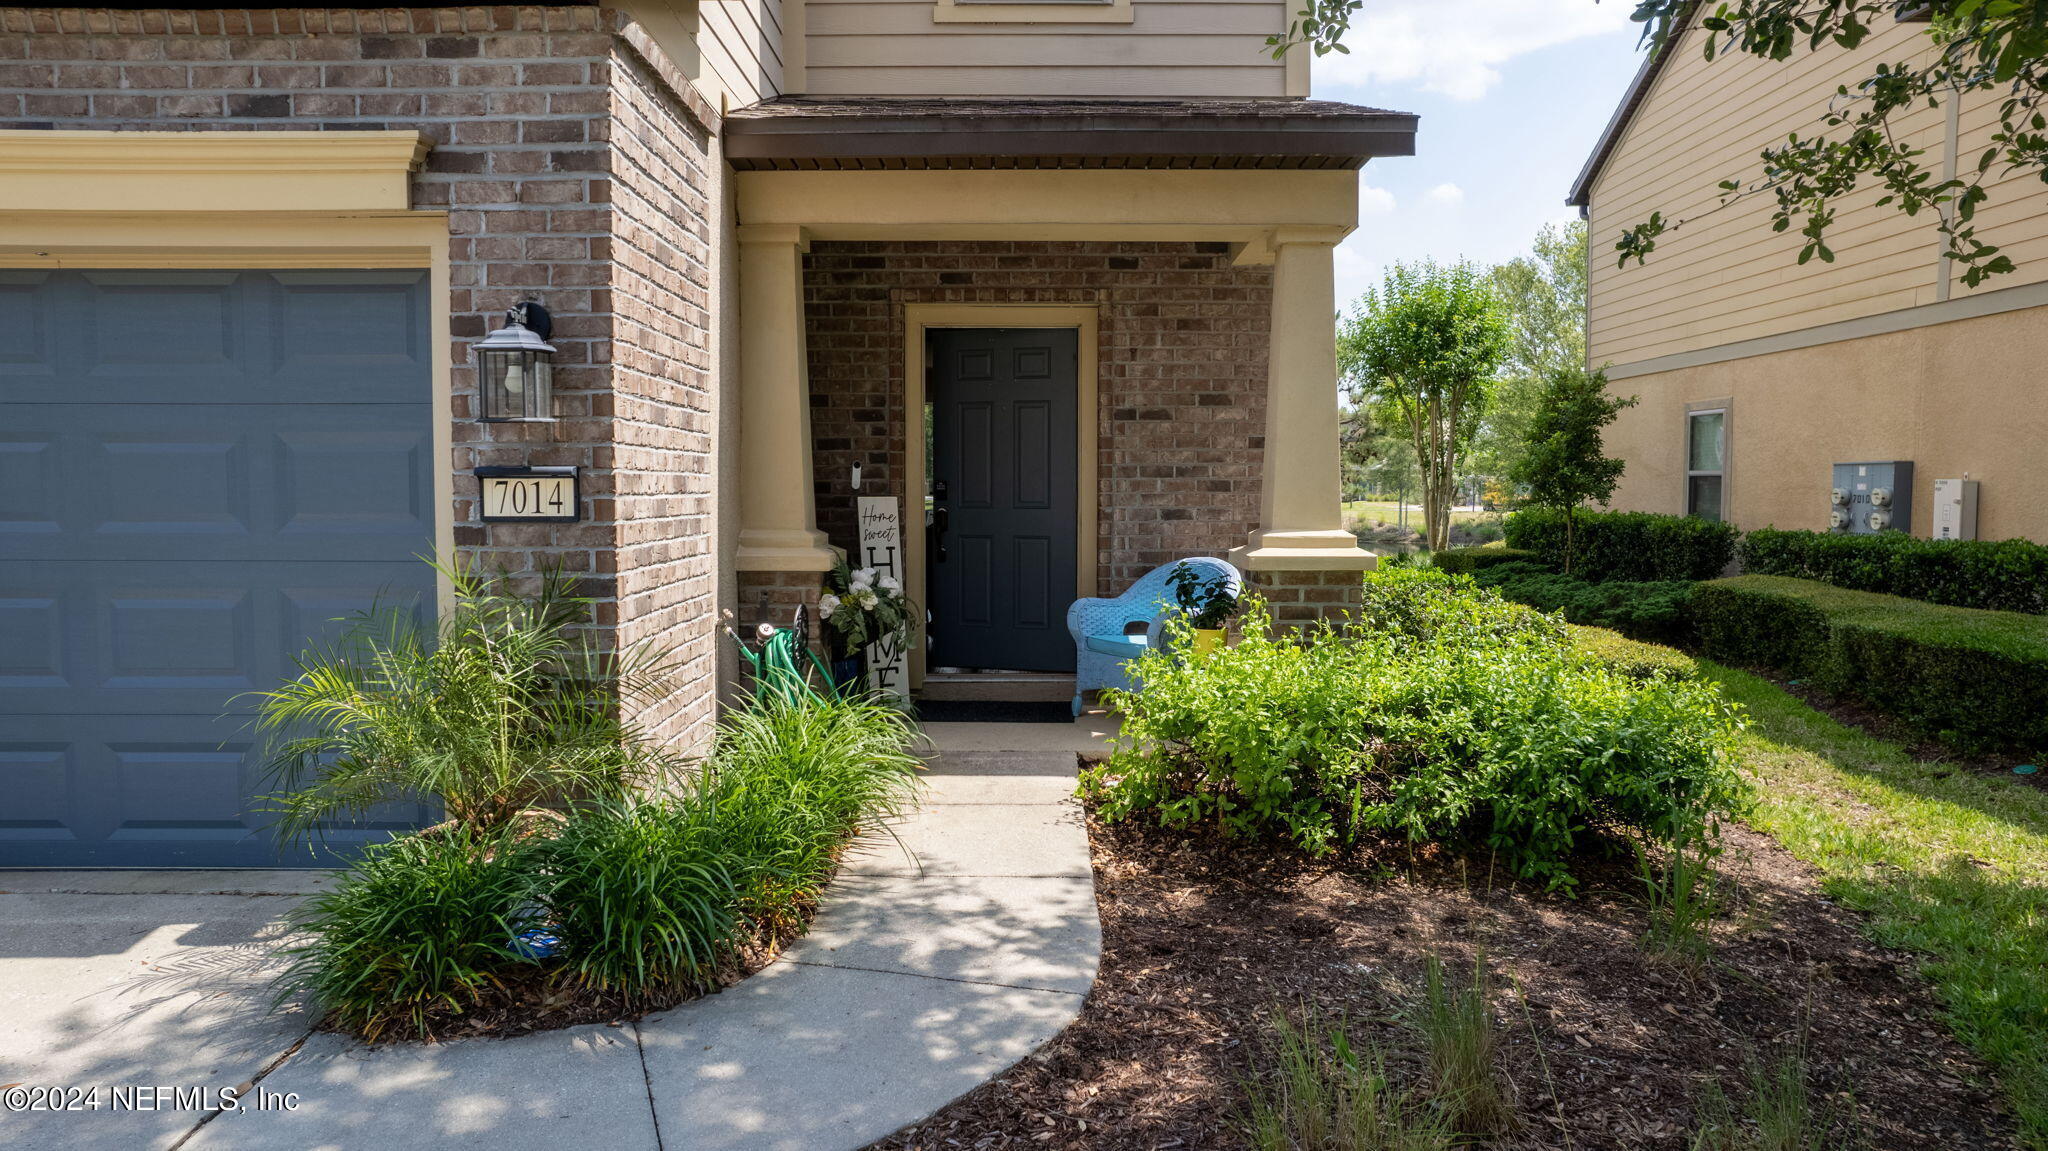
[[0, 129, 431, 214]]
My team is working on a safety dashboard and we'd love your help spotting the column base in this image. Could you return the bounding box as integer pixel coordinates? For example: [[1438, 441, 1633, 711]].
[[1228, 528, 1378, 573], [734, 527, 840, 573]]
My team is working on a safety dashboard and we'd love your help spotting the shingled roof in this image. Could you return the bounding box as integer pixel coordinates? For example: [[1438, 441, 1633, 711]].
[[723, 97, 1418, 171]]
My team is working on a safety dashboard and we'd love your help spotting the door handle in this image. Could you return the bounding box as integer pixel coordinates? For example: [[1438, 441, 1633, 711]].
[[934, 506, 950, 535]]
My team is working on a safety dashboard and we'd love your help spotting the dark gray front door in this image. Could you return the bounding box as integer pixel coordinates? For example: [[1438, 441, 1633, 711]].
[[927, 328, 1079, 673], [0, 269, 437, 868]]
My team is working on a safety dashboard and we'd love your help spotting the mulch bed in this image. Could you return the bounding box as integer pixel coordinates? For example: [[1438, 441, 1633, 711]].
[[868, 810, 2023, 1150]]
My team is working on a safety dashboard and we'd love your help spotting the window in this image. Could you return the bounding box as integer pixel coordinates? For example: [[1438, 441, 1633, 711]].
[[1686, 409, 1726, 521]]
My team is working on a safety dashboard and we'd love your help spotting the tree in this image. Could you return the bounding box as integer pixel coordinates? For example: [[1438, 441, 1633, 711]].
[[1508, 366, 1638, 573], [1469, 221, 1590, 485], [1339, 261, 1510, 551], [1272, 3, 2048, 287]]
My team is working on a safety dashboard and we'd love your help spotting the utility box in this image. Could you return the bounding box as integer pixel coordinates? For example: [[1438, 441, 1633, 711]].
[[1830, 461, 1914, 534], [1932, 478, 1980, 540]]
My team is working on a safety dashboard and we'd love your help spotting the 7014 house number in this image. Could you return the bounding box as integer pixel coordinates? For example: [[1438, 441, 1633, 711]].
[[475, 467, 579, 523]]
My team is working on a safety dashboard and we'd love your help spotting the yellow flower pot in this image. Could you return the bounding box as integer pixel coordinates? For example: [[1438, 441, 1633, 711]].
[[1190, 628, 1226, 657]]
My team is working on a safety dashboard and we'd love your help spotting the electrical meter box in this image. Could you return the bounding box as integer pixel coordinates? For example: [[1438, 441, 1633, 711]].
[[1932, 478, 1980, 540], [1830, 461, 1913, 534]]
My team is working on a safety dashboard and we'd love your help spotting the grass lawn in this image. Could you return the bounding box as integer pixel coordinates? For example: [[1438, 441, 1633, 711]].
[[1709, 663, 2048, 1146]]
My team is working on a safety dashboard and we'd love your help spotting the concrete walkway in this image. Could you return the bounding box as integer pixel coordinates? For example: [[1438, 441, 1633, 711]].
[[0, 744, 1099, 1151]]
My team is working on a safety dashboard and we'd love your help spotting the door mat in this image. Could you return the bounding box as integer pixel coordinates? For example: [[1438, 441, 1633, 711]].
[[914, 700, 1075, 724]]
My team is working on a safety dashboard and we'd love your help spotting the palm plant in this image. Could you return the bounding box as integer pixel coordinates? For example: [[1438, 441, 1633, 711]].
[[249, 562, 688, 846]]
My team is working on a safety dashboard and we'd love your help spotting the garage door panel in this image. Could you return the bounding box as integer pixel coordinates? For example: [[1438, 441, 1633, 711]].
[[1, 561, 431, 717], [0, 270, 428, 406], [267, 271, 431, 397], [0, 715, 425, 867], [2, 403, 433, 563], [0, 438, 59, 537], [0, 267, 435, 868], [80, 270, 244, 375], [0, 269, 57, 377], [0, 738, 78, 845], [276, 424, 432, 540]]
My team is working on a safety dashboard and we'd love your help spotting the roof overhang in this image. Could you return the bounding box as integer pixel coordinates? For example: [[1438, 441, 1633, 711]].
[[1567, 7, 1693, 209], [724, 98, 1418, 172]]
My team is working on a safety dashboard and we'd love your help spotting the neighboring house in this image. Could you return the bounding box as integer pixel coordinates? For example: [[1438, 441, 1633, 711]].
[[1572, 10, 2048, 541], [0, 3, 1408, 865]]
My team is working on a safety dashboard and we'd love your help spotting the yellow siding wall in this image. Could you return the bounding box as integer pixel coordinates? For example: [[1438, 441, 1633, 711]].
[[1579, 18, 2048, 369], [801, 0, 1290, 97], [1602, 301, 2048, 542]]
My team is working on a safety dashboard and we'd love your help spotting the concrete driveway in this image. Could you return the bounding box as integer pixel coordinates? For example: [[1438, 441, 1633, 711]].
[[0, 870, 332, 1151], [0, 744, 1101, 1151]]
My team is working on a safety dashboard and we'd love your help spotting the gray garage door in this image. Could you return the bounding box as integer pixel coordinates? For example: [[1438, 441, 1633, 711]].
[[0, 269, 437, 868]]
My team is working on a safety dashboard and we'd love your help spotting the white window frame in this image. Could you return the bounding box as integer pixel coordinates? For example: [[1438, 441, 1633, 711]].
[[1684, 402, 1730, 522]]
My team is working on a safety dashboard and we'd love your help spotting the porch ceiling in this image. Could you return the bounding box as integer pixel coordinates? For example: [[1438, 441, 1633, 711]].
[[723, 97, 1417, 172]]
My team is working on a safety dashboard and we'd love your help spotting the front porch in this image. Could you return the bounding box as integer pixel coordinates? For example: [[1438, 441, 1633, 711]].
[[721, 99, 1415, 696]]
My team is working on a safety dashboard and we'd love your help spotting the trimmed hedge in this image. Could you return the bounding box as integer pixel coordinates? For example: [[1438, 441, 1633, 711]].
[[1472, 562, 1696, 647], [1693, 575, 2048, 751], [1506, 508, 1737, 582], [1431, 546, 1539, 575], [1567, 624, 1698, 681], [1738, 528, 2048, 615]]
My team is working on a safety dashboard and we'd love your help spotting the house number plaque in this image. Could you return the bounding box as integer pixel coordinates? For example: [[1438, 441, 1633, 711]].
[[475, 466, 579, 523]]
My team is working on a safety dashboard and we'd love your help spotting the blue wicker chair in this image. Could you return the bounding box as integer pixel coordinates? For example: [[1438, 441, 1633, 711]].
[[1065, 557, 1243, 715]]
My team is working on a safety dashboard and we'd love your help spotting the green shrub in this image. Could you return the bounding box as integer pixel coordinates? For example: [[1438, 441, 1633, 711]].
[[704, 693, 923, 929], [281, 692, 922, 1039], [1693, 575, 2048, 751], [1430, 546, 1538, 575], [1506, 508, 1737, 582], [1474, 562, 1696, 646], [543, 798, 742, 1004], [277, 827, 541, 1041], [1087, 571, 1746, 889], [251, 563, 687, 845], [1738, 527, 2048, 615], [1565, 624, 1698, 681]]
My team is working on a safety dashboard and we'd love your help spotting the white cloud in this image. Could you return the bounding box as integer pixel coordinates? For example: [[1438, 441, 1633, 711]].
[[1426, 183, 1465, 207], [1314, 0, 1634, 101], [1359, 184, 1397, 215]]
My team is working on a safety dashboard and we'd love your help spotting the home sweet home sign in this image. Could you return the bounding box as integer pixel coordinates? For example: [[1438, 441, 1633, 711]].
[[856, 495, 909, 700]]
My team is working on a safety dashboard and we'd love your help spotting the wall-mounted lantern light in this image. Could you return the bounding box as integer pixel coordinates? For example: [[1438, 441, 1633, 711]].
[[475, 301, 555, 423]]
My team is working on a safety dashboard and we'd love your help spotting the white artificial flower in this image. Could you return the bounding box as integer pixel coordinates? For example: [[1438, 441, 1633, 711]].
[[849, 569, 875, 592], [879, 574, 902, 595], [857, 591, 879, 610], [818, 593, 839, 620]]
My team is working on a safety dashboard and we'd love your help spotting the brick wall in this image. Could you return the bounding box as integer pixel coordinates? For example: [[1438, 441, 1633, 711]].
[[802, 240, 1272, 596], [604, 36, 718, 750], [2, 7, 725, 748], [1247, 568, 1365, 627]]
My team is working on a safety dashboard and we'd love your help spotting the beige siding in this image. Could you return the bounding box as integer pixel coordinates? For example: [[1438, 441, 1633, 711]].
[[1602, 302, 2048, 543], [618, 0, 783, 110], [1584, 19, 2000, 369], [802, 0, 1289, 97]]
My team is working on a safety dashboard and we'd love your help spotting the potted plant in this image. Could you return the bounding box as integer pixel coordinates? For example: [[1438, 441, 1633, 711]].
[[1166, 561, 1239, 656], [820, 560, 918, 690]]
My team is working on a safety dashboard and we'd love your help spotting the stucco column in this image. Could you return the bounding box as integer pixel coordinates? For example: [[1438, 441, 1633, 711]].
[[1230, 227, 1378, 573], [735, 224, 836, 572]]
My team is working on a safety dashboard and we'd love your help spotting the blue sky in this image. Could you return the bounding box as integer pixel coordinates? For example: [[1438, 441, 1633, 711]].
[[1309, 1, 1653, 308]]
